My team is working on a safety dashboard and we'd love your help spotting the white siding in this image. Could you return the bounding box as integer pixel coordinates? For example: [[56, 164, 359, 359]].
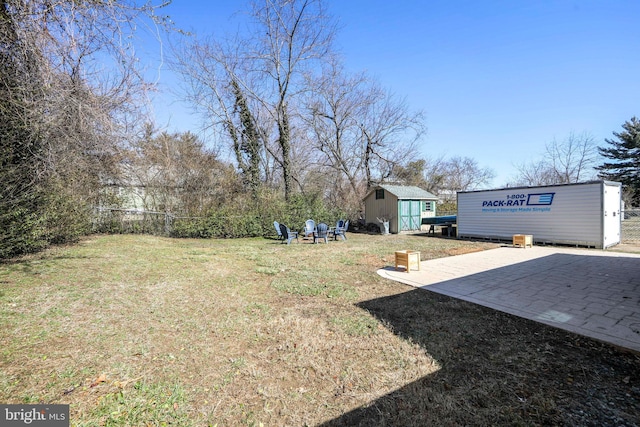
[[457, 181, 621, 248], [422, 201, 436, 218]]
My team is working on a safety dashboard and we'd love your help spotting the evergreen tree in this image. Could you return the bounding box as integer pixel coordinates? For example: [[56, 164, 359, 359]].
[[596, 117, 640, 206]]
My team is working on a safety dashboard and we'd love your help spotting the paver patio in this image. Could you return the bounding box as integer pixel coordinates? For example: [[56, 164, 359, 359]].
[[378, 245, 640, 353]]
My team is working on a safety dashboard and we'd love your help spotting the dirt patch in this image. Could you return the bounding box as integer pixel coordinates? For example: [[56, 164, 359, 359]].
[[612, 242, 640, 254], [443, 246, 484, 256]]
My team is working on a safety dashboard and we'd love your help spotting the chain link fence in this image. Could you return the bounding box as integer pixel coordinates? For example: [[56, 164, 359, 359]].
[[92, 208, 176, 235], [90, 208, 267, 238], [92, 207, 640, 242], [622, 209, 640, 242]]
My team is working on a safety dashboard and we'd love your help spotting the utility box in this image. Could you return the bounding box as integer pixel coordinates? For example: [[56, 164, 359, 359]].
[[457, 181, 622, 249]]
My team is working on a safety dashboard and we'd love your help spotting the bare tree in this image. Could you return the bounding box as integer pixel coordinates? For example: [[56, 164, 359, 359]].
[[391, 160, 429, 188], [510, 132, 599, 187], [545, 132, 598, 183], [357, 82, 425, 189], [128, 129, 239, 215], [391, 155, 493, 207], [172, 0, 336, 201], [305, 58, 368, 195], [392, 156, 451, 194], [439, 156, 495, 192], [512, 160, 558, 186], [423, 156, 448, 194], [304, 56, 427, 214], [0, 0, 171, 257], [170, 35, 273, 195]]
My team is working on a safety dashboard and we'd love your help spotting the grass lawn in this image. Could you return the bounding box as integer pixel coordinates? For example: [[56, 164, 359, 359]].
[[1, 233, 638, 426]]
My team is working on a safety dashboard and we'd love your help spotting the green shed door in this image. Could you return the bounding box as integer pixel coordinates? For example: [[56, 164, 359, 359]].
[[398, 200, 422, 231]]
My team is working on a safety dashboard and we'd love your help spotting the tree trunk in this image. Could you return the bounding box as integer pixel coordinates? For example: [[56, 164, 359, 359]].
[[278, 103, 292, 201]]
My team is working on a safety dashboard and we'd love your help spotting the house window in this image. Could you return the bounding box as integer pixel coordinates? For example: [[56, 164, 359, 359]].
[[375, 189, 385, 200], [423, 201, 433, 212]]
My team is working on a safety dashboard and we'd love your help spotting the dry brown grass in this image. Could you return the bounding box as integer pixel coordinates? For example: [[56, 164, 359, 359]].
[[0, 233, 638, 426]]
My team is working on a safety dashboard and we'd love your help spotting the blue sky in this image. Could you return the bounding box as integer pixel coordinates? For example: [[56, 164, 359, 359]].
[[149, 0, 640, 187]]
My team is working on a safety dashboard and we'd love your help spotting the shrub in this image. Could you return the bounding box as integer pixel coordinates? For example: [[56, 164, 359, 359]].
[[170, 189, 349, 239]]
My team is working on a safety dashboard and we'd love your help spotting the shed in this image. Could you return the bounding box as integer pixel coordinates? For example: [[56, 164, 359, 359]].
[[363, 185, 439, 233], [457, 180, 622, 248]]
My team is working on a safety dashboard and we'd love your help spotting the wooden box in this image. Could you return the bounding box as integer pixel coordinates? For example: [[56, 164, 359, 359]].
[[395, 250, 421, 272], [513, 234, 533, 248]]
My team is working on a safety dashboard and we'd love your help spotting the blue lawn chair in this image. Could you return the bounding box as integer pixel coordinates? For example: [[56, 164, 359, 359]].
[[279, 223, 299, 245], [274, 221, 283, 240], [333, 220, 349, 241], [303, 219, 316, 239], [314, 223, 329, 244]]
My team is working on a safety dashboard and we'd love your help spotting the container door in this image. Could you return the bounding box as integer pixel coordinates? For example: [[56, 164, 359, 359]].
[[603, 184, 621, 247]]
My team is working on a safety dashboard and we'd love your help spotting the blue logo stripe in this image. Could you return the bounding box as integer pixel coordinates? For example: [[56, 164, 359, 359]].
[[527, 192, 555, 206]]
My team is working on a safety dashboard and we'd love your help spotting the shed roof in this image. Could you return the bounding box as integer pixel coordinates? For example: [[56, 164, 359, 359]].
[[366, 184, 438, 200]]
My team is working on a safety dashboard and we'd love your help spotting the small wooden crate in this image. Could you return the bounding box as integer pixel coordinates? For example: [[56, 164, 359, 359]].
[[513, 234, 533, 248], [395, 250, 421, 272]]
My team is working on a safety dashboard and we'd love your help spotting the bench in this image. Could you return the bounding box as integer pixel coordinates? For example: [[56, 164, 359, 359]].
[[427, 223, 456, 237]]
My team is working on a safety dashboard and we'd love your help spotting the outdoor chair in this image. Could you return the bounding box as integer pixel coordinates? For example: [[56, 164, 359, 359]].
[[333, 220, 349, 241], [303, 219, 315, 239], [279, 223, 299, 245], [313, 222, 329, 244], [274, 221, 283, 240], [330, 219, 344, 240]]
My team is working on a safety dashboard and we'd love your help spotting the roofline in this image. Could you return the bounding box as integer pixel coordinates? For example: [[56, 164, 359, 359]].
[[363, 184, 439, 200], [458, 180, 622, 195]]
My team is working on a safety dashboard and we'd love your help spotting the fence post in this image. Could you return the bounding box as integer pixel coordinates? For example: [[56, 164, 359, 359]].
[[165, 213, 173, 235]]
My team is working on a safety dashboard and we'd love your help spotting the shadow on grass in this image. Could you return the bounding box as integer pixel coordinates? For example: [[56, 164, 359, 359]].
[[319, 258, 640, 426], [0, 253, 93, 275]]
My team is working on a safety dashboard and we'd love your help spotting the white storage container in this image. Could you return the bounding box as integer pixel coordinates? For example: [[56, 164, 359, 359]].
[[457, 181, 622, 248]]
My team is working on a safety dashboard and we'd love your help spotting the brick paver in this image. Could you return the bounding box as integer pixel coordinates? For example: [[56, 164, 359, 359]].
[[378, 246, 640, 352]]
